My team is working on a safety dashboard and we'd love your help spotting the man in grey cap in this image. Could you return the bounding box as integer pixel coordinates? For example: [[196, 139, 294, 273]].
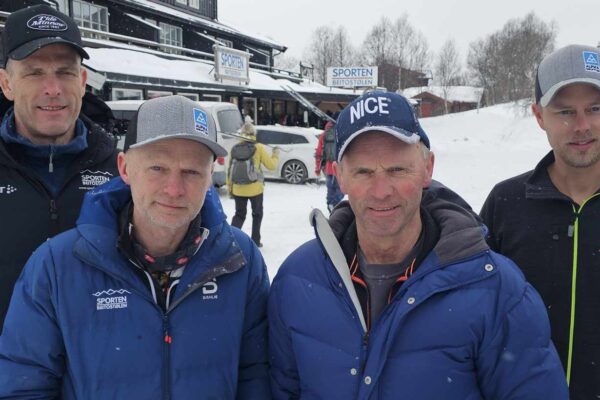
[[0, 4, 118, 329], [481, 44, 600, 399], [0, 95, 271, 399]]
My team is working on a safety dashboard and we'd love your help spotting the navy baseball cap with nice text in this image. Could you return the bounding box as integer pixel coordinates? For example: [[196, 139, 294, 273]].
[[335, 91, 430, 161], [1, 5, 89, 68]]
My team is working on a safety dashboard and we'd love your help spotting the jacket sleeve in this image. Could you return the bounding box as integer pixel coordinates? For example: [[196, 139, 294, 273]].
[[257, 144, 279, 172], [479, 187, 500, 251], [268, 275, 300, 399], [0, 244, 65, 399], [315, 132, 324, 173], [236, 240, 272, 399], [476, 280, 569, 399]]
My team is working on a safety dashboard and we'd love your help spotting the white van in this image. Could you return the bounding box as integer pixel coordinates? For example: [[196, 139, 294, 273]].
[[106, 99, 243, 188]]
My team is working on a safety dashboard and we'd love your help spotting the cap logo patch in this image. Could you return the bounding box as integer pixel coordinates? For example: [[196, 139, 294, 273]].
[[193, 108, 209, 135], [582, 51, 600, 73], [349, 96, 390, 124], [27, 14, 68, 31]]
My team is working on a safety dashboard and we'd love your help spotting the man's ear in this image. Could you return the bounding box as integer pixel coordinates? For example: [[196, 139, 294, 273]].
[[117, 152, 131, 184], [79, 67, 88, 97], [531, 103, 545, 131], [332, 161, 346, 194], [0, 69, 15, 101]]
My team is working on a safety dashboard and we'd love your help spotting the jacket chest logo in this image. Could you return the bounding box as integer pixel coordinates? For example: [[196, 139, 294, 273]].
[[0, 185, 17, 195], [93, 288, 131, 310], [202, 279, 219, 300], [79, 170, 113, 190]]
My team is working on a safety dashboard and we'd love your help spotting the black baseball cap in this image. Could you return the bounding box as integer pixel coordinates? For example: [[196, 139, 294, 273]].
[[1, 5, 89, 68]]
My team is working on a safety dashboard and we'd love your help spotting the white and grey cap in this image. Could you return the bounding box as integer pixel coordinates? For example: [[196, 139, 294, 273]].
[[536, 44, 600, 106], [125, 95, 227, 157]]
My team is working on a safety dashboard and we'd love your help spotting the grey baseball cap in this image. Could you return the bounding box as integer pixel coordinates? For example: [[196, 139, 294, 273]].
[[535, 44, 600, 106], [125, 95, 227, 157]]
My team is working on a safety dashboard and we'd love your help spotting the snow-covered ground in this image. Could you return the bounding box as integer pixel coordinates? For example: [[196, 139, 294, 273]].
[[218, 101, 551, 279]]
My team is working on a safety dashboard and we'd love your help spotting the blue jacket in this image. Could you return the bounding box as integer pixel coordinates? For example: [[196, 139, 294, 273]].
[[0, 178, 271, 399], [269, 197, 568, 399]]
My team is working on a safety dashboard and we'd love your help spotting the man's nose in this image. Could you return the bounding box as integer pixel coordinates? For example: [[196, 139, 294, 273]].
[[43, 74, 62, 97], [163, 173, 185, 197]]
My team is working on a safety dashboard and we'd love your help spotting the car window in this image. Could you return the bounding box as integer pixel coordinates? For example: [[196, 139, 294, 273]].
[[256, 130, 309, 145], [217, 109, 243, 133]]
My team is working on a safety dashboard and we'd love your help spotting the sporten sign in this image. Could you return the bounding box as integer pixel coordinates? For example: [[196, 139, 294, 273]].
[[326, 66, 378, 88]]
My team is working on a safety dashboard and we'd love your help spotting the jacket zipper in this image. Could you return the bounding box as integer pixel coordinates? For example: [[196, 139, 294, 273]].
[[162, 314, 171, 400]]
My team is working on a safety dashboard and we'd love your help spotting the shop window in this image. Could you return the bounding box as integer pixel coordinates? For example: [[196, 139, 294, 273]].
[[147, 90, 173, 99], [112, 88, 143, 101]]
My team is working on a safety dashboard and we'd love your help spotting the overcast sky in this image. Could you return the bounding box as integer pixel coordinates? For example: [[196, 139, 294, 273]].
[[219, 0, 598, 63]]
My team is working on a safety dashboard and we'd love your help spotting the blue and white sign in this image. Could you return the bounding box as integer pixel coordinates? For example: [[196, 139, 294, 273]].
[[193, 108, 209, 135], [582, 51, 600, 73], [214, 45, 250, 83], [327, 66, 378, 88]]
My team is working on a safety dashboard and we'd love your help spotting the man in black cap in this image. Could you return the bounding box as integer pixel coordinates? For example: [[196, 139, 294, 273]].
[[481, 44, 600, 399], [0, 5, 118, 328]]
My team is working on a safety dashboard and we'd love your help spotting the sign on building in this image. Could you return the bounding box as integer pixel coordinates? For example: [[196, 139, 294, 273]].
[[326, 66, 378, 88], [214, 45, 250, 84]]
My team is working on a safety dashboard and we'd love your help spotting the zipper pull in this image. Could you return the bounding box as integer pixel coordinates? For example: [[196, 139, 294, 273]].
[[164, 334, 172, 344], [48, 149, 54, 173], [567, 225, 574, 238]]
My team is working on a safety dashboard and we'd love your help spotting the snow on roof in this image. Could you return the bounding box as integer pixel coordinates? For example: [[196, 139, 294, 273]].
[[83, 47, 357, 96], [124, 0, 285, 50], [402, 86, 484, 104]]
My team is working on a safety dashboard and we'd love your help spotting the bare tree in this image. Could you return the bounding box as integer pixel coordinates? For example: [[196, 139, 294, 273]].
[[360, 15, 430, 91], [435, 39, 462, 114], [304, 26, 335, 84], [467, 12, 556, 105], [273, 54, 300, 73], [331, 26, 355, 67]]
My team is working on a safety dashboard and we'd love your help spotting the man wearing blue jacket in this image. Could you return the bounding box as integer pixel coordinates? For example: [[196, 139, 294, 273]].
[[0, 95, 271, 399], [268, 91, 568, 399]]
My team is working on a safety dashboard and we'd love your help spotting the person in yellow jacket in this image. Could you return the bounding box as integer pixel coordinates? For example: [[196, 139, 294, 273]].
[[227, 122, 279, 247]]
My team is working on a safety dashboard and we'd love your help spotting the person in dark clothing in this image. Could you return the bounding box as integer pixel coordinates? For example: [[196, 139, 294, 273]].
[[0, 5, 118, 329], [480, 44, 600, 400], [269, 91, 567, 399]]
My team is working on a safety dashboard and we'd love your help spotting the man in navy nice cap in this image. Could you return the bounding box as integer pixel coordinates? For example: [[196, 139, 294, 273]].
[[267, 90, 567, 399]]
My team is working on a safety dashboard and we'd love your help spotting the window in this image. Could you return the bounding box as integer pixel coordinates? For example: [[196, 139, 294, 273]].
[[147, 90, 173, 99], [178, 93, 199, 101], [159, 22, 183, 52], [53, 0, 69, 14], [217, 110, 243, 134], [175, 0, 187, 4], [112, 88, 143, 101], [72, 0, 108, 35], [257, 130, 309, 145], [202, 94, 222, 102], [188, 0, 200, 8]]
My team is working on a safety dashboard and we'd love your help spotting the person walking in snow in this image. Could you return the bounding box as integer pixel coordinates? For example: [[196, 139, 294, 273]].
[[480, 44, 600, 399], [315, 116, 344, 212], [268, 91, 568, 399], [228, 121, 279, 247], [0, 5, 118, 329], [0, 95, 270, 399]]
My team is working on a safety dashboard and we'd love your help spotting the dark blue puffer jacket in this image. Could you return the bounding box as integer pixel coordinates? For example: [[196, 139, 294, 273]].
[[0, 178, 271, 399], [269, 197, 568, 399]]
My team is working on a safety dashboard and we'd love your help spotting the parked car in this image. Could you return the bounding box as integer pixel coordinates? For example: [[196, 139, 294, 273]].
[[105, 99, 243, 188], [253, 125, 320, 184]]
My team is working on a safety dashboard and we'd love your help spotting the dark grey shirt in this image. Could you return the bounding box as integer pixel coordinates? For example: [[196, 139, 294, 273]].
[[358, 234, 423, 326]]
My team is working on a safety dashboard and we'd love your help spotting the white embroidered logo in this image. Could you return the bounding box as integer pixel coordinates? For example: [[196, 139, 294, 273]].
[[79, 170, 113, 190], [202, 279, 218, 300], [0, 185, 17, 194], [93, 288, 131, 310]]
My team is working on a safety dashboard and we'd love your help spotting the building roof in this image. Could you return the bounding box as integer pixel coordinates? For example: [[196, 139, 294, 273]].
[[121, 0, 286, 51], [83, 47, 357, 97], [402, 86, 484, 104]]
